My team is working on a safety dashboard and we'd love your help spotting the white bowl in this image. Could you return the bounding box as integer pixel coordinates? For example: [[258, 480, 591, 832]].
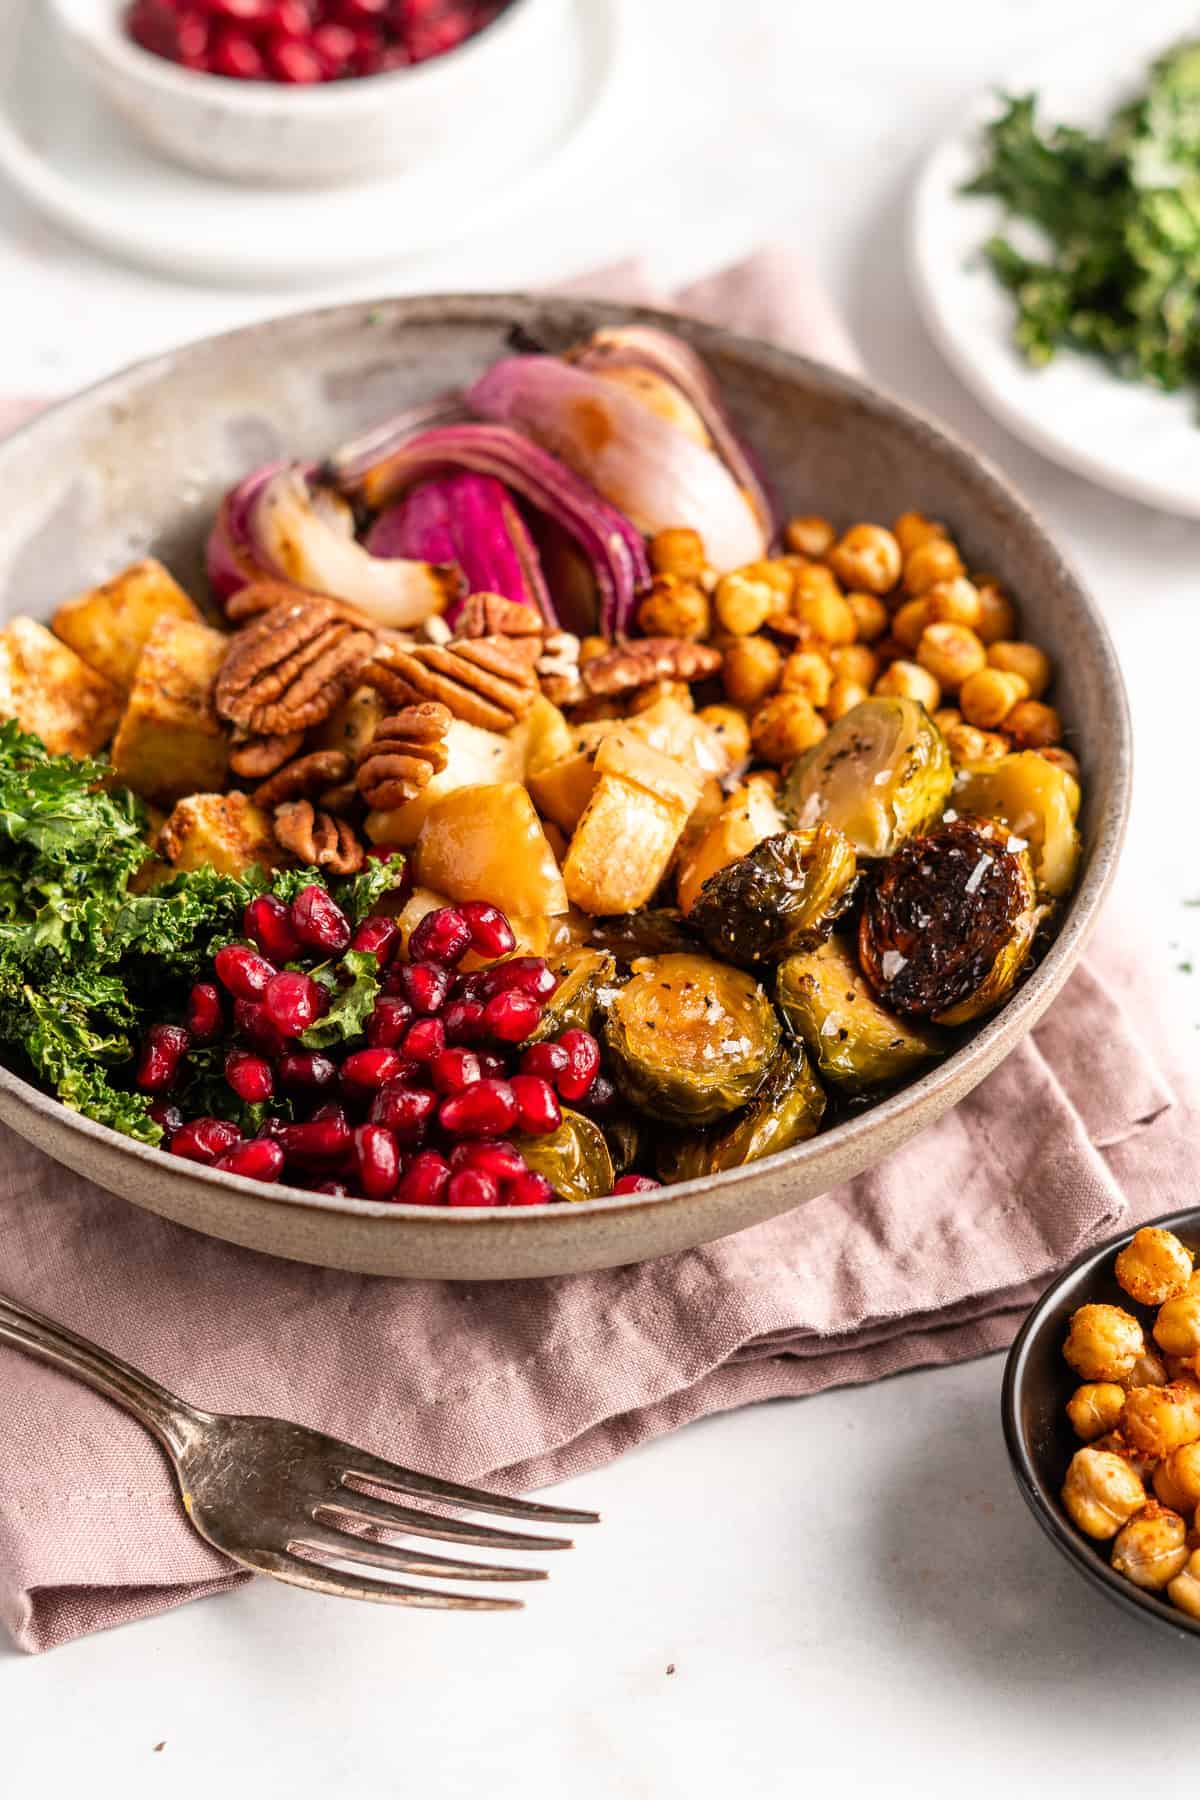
[[48, 0, 564, 188]]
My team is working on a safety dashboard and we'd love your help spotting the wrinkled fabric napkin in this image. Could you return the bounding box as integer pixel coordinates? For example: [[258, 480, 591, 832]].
[[1, 252, 1193, 1656]]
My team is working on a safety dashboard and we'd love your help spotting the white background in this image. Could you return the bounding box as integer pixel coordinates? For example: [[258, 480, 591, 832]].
[[3, 0, 1199, 1793]]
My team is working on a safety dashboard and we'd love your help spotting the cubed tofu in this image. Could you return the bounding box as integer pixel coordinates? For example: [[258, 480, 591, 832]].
[[159, 792, 279, 877], [563, 731, 705, 916], [52, 559, 204, 691], [0, 616, 122, 756], [110, 617, 230, 805]]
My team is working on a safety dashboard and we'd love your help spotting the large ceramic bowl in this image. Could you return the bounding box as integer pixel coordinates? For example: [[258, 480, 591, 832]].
[[0, 295, 1130, 1280]]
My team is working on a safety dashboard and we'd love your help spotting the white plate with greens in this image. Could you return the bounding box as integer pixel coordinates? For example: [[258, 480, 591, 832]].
[[910, 5, 1200, 518]]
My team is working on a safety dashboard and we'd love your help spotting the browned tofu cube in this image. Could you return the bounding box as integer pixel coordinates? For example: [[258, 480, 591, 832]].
[[159, 792, 280, 877], [52, 559, 204, 692], [110, 617, 230, 805], [0, 616, 122, 756]]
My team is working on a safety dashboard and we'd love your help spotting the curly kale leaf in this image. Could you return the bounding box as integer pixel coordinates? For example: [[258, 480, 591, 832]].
[[300, 950, 381, 1050]]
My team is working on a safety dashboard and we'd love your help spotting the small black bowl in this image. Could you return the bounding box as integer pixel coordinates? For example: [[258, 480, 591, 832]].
[[1002, 1206, 1200, 1642]]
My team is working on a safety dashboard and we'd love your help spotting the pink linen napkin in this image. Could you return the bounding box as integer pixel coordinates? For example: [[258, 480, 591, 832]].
[[1, 253, 1191, 1655]]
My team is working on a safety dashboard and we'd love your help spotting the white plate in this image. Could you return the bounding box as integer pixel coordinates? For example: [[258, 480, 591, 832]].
[[0, 0, 627, 286], [910, 2, 1200, 518]]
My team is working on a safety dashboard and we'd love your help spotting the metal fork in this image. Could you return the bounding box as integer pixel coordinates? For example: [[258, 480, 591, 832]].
[[0, 1292, 597, 1611]]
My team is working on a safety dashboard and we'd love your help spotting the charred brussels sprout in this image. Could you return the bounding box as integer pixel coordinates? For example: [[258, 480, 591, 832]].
[[602, 951, 781, 1126], [603, 1112, 651, 1178], [858, 816, 1044, 1025], [515, 1108, 615, 1203], [689, 822, 857, 966], [952, 752, 1081, 899], [658, 1040, 826, 1180], [782, 697, 952, 858], [776, 934, 943, 1093], [587, 908, 701, 962], [525, 946, 619, 1042]]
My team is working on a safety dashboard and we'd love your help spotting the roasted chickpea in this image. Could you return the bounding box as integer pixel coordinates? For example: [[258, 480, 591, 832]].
[[1120, 1383, 1200, 1459], [828, 524, 902, 596], [579, 635, 608, 666], [1111, 1501, 1190, 1590], [1067, 1382, 1127, 1442], [784, 514, 835, 558], [825, 677, 869, 721], [750, 692, 827, 765], [743, 559, 796, 602], [780, 649, 833, 709], [714, 570, 775, 637], [1168, 1547, 1200, 1619], [924, 578, 983, 630], [893, 510, 946, 555], [1038, 746, 1081, 782], [844, 590, 888, 642], [988, 640, 1051, 698], [1004, 699, 1063, 750], [1116, 1227, 1195, 1308], [648, 527, 707, 582], [828, 644, 878, 689], [959, 668, 1029, 729], [1062, 1447, 1146, 1539], [916, 622, 987, 692], [1153, 1289, 1200, 1359], [696, 704, 751, 767], [873, 659, 941, 711], [892, 597, 933, 651], [903, 537, 965, 595], [1063, 1303, 1145, 1382], [637, 575, 711, 642], [627, 679, 694, 715], [1153, 1442, 1200, 1514], [974, 582, 1018, 645], [933, 706, 963, 733], [1092, 1430, 1159, 1483], [722, 635, 783, 708], [943, 722, 1009, 767], [796, 588, 857, 648]]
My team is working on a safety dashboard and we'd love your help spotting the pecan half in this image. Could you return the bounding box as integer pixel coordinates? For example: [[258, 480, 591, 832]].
[[216, 596, 377, 736], [252, 749, 351, 810], [581, 636, 722, 698], [457, 593, 545, 639], [274, 800, 364, 875], [363, 636, 537, 732], [226, 579, 376, 630], [228, 730, 306, 779], [356, 702, 451, 811]]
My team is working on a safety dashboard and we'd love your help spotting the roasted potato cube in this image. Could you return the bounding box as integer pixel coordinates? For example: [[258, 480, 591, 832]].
[[310, 684, 386, 761], [0, 616, 122, 756], [364, 717, 525, 849], [52, 559, 203, 691], [110, 617, 229, 805], [159, 792, 280, 877], [414, 782, 568, 918], [563, 731, 704, 916]]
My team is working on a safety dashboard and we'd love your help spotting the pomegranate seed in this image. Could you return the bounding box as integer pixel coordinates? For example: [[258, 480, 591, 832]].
[[477, 1051, 507, 1079], [279, 1115, 352, 1167], [402, 1017, 445, 1063], [520, 1040, 569, 1082], [209, 27, 267, 78], [483, 988, 542, 1044], [186, 982, 223, 1043], [347, 23, 385, 72], [459, 900, 516, 959], [438, 1078, 517, 1138], [394, 1149, 450, 1206], [206, 0, 275, 20], [136, 1023, 190, 1092], [351, 915, 400, 964], [224, 1048, 274, 1103], [453, 1139, 525, 1181], [266, 35, 324, 80], [214, 944, 277, 1002], [447, 1169, 499, 1208], [366, 996, 413, 1046], [314, 1178, 353, 1196], [261, 0, 313, 34], [277, 1050, 337, 1092], [215, 1139, 286, 1183], [263, 970, 324, 1036], [575, 1073, 617, 1120], [408, 906, 472, 967], [176, 9, 211, 64], [479, 957, 557, 1002], [613, 1174, 661, 1194], [430, 1047, 481, 1095], [290, 884, 350, 955], [354, 1123, 400, 1198], [509, 1074, 561, 1135], [171, 1117, 242, 1164], [233, 997, 290, 1058], [368, 1083, 436, 1143], [399, 960, 452, 1016], [243, 893, 301, 963], [441, 998, 486, 1044], [451, 970, 488, 1005], [334, 0, 390, 21], [555, 1029, 600, 1102], [148, 1099, 183, 1134], [311, 21, 357, 73], [504, 1170, 555, 1207], [340, 1047, 405, 1091], [310, 1100, 350, 1123]]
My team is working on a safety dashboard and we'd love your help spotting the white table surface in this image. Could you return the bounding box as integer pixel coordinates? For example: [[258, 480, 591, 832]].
[[3, 0, 1199, 1792]]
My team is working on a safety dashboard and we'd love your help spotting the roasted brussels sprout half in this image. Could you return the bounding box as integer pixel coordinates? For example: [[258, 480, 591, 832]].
[[587, 907, 701, 962], [602, 951, 781, 1126], [658, 1041, 826, 1181], [603, 1111, 651, 1178], [858, 816, 1045, 1026], [776, 934, 943, 1094], [952, 752, 1081, 899], [688, 822, 857, 967], [515, 1108, 615, 1204], [781, 697, 952, 858], [525, 946, 619, 1042]]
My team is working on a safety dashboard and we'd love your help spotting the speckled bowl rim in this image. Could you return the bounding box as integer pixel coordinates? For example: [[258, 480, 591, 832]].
[[0, 293, 1131, 1256]]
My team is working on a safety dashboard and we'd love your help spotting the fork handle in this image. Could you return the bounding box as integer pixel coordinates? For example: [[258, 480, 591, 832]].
[[0, 1291, 198, 1459]]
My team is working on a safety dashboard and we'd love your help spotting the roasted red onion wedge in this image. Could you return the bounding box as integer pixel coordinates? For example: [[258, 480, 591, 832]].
[[366, 471, 555, 628]]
